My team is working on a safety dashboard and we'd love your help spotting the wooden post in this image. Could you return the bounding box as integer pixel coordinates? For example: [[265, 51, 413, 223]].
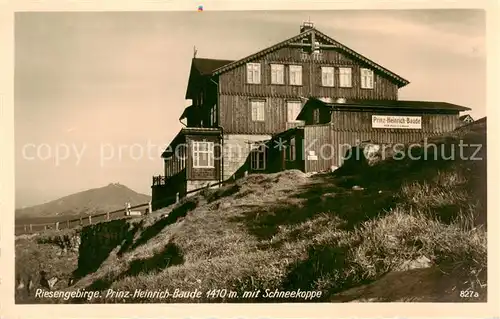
[[29, 224, 32, 232], [55, 222, 59, 231], [244, 171, 248, 177], [106, 212, 110, 220], [148, 201, 152, 215], [176, 192, 179, 203], [88, 215, 92, 225], [79, 217, 83, 226], [44, 225, 47, 231], [24, 225, 27, 232]]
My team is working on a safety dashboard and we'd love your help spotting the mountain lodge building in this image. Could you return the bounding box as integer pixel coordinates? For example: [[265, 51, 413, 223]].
[[151, 21, 470, 209]]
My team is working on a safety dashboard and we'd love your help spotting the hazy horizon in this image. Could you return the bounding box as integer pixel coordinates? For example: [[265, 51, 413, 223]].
[[15, 9, 486, 208]]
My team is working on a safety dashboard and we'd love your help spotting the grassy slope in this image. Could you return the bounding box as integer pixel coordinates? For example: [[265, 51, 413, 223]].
[[16, 122, 487, 303]]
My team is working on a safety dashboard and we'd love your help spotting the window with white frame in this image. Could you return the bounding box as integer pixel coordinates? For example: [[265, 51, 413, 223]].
[[192, 141, 214, 168], [251, 100, 265, 121], [339, 67, 352, 87], [246, 63, 261, 84], [360, 68, 374, 89], [271, 64, 284, 84], [321, 66, 334, 87], [287, 101, 302, 123], [250, 143, 266, 170], [289, 65, 302, 86]]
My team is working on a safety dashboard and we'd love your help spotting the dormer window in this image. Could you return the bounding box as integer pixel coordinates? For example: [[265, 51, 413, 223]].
[[360, 68, 374, 89], [246, 63, 261, 84]]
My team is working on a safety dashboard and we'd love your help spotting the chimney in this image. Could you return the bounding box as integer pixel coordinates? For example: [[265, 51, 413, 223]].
[[300, 21, 314, 33]]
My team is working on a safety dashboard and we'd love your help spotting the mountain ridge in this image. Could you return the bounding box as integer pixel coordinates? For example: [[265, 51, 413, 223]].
[[15, 183, 151, 219]]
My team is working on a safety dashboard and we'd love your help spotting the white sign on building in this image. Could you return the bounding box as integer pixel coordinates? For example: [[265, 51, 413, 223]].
[[372, 115, 422, 129]]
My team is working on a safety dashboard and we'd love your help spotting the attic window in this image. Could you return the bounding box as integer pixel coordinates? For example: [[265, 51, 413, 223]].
[[361, 68, 374, 89], [246, 63, 261, 84], [313, 41, 320, 54]]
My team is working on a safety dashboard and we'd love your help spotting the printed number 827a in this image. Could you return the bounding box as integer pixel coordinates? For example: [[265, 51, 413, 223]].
[[460, 289, 479, 298]]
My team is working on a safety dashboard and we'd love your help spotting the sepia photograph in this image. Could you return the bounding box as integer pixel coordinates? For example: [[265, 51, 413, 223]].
[[11, 7, 490, 307]]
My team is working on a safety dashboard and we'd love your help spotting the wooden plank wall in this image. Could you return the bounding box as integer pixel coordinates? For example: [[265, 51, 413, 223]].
[[303, 125, 334, 173], [219, 95, 304, 134], [331, 110, 459, 134], [218, 45, 401, 134], [303, 112, 458, 171]]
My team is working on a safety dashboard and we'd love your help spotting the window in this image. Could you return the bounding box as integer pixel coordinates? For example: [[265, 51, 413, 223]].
[[339, 67, 352, 87], [246, 63, 261, 84], [271, 64, 284, 84], [250, 143, 266, 170], [361, 68, 374, 89], [321, 66, 334, 87], [179, 145, 186, 170], [313, 41, 321, 54], [192, 141, 214, 168], [289, 65, 302, 86], [251, 100, 265, 121], [313, 108, 320, 124], [287, 101, 302, 123], [289, 137, 296, 161], [210, 106, 216, 126]]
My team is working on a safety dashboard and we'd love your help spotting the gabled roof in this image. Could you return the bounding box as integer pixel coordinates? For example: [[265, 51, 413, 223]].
[[459, 114, 474, 121], [192, 58, 234, 75], [185, 58, 234, 99], [296, 97, 470, 120], [211, 27, 410, 88]]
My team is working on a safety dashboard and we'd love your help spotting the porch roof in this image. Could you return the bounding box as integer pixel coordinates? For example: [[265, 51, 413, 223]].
[[296, 97, 471, 121]]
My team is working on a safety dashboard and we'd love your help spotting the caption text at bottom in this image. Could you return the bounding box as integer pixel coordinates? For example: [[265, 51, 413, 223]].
[[35, 288, 323, 301]]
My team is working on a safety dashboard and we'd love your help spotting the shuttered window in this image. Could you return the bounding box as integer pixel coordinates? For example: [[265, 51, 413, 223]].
[[361, 68, 374, 89], [339, 67, 352, 87], [289, 65, 302, 86], [251, 100, 265, 121], [247, 63, 261, 84], [271, 64, 284, 84], [321, 66, 334, 87], [287, 101, 302, 123]]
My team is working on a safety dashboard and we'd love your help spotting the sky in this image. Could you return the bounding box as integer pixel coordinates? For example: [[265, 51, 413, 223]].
[[14, 9, 486, 208]]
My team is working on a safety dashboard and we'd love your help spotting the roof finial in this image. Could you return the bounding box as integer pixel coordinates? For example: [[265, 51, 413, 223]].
[[193, 46, 197, 58]]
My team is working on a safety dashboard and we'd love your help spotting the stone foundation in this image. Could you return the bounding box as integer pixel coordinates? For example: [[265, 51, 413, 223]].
[[186, 180, 220, 197], [222, 134, 271, 180]]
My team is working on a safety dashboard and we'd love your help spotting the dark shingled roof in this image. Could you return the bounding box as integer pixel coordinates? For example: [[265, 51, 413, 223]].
[[327, 99, 471, 111], [297, 98, 471, 120], [192, 58, 234, 75]]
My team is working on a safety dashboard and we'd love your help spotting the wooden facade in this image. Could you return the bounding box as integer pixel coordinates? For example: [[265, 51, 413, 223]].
[[153, 22, 471, 206], [276, 97, 468, 172], [217, 44, 401, 135]]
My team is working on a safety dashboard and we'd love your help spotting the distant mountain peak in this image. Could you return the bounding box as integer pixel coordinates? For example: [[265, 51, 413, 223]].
[[16, 183, 151, 219]]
